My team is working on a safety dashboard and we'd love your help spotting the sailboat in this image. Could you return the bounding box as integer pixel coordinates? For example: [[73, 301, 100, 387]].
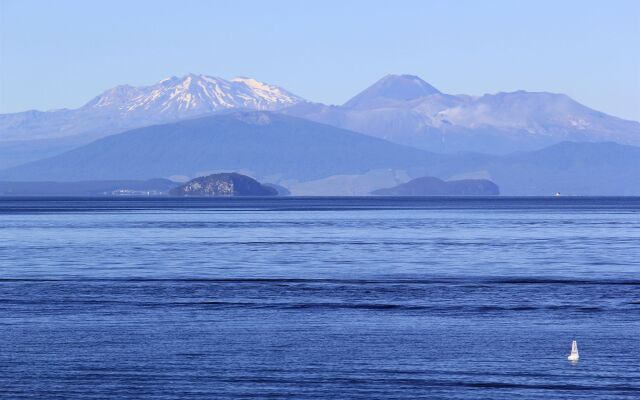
[[567, 340, 579, 361]]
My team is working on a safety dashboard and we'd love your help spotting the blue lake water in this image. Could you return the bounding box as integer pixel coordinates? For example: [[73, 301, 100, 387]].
[[1, 197, 639, 399]]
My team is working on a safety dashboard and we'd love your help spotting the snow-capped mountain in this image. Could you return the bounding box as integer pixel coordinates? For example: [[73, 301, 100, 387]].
[[0, 74, 305, 142], [84, 74, 302, 116], [283, 74, 640, 153]]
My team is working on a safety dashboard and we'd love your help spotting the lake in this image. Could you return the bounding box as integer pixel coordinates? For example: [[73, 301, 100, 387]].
[[1, 197, 639, 399]]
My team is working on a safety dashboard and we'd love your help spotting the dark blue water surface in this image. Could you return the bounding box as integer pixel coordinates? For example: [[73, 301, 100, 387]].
[[1, 197, 639, 399]]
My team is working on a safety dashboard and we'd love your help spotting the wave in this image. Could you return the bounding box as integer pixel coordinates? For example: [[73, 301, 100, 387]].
[[52, 301, 610, 313], [2, 276, 639, 286]]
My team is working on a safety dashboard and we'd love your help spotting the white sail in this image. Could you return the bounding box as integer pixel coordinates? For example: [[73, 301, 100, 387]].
[[567, 340, 579, 361]]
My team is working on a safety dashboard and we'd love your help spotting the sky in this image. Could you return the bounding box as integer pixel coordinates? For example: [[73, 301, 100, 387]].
[[1, 0, 639, 121]]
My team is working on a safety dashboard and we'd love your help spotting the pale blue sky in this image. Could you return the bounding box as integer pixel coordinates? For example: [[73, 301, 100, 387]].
[[1, 0, 639, 120]]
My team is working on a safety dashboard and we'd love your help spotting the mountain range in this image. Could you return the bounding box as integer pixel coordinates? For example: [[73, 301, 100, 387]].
[[0, 73, 638, 195], [2, 74, 639, 152]]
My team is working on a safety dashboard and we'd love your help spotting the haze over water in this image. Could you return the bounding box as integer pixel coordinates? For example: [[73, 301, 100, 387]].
[[1, 197, 639, 399]]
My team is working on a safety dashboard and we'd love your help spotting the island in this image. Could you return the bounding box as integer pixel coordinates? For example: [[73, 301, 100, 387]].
[[168, 173, 278, 196], [371, 176, 499, 196]]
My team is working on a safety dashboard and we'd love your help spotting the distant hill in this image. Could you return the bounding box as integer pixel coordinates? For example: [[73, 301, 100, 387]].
[[0, 112, 442, 182], [372, 176, 499, 196], [169, 173, 277, 196], [283, 74, 640, 153], [0, 135, 94, 170]]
